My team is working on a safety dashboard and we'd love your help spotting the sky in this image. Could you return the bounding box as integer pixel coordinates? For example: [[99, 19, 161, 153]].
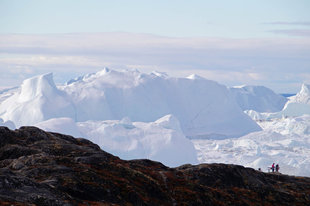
[[1, 0, 310, 93]]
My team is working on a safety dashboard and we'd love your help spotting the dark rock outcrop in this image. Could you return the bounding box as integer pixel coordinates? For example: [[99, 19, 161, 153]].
[[0, 126, 309, 205]]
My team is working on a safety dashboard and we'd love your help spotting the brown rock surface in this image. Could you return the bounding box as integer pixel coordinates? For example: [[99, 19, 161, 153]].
[[0, 126, 309, 205]]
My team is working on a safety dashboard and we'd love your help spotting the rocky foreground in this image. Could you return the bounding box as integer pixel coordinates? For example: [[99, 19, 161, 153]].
[[0, 127, 310, 205]]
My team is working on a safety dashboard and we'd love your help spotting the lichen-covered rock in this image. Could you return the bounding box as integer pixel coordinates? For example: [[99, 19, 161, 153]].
[[0, 126, 310, 205]]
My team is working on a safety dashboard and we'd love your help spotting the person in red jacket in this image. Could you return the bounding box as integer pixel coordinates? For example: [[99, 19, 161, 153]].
[[271, 163, 275, 172]]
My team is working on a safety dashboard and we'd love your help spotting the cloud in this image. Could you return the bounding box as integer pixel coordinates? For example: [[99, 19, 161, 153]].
[[268, 29, 310, 37], [0, 32, 310, 93], [1, 32, 309, 55], [264, 21, 310, 26], [264, 21, 310, 37]]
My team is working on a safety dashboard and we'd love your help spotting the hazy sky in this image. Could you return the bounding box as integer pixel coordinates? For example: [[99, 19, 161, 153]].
[[1, 0, 310, 93], [1, 0, 310, 38]]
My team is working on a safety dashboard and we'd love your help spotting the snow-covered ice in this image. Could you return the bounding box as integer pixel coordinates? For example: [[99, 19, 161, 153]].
[[64, 68, 261, 138], [35, 117, 82, 137], [0, 118, 15, 130], [35, 115, 198, 167], [230, 85, 287, 112], [192, 115, 310, 177], [246, 84, 310, 121], [288, 84, 310, 104], [0, 68, 261, 138], [0, 69, 309, 176], [0, 73, 76, 127]]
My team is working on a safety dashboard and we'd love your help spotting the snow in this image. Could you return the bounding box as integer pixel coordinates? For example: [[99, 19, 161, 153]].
[[1, 69, 309, 176], [0, 87, 18, 103], [229, 84, 310, 176], [1, 68, 259, 138], [246, 84, 310, 120], [186, 74, 204, 80], [0, 118, 15, 130], [35, 115, 198, 167], [230, 85, 287, 112], [35, 117, 82, 137], [63, 69, 261, 138], [289, 84, 310, 104], [0, 73, 76, 127], [192, 115, 310, 177], [0, 68, 261, 167]]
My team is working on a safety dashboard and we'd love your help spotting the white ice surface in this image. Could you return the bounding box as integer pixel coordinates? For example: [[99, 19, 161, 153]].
[[193, 115, 310, 177], [0, 69, 261, 138], [0, 73, 76, 127], [0, 118, 15, 130], [35, 115, 198, 167], [246, 84, 310, 120], [1, 69, 309, 176], [230, 85, 287, 112]]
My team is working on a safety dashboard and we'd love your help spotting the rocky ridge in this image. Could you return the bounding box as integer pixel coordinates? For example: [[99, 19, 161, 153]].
[[0, 126, 309, 205]]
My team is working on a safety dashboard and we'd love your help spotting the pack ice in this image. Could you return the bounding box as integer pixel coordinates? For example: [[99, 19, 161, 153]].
[[35, 115, 198, 167], [2, 69, 310, 177], [194, 83, 310, 177], [246, 84, 310, 120], [0, 69, 261, 167], [0, 69, 261, 138], [0, 73, 75, 127], [230, 85, 287, 113]]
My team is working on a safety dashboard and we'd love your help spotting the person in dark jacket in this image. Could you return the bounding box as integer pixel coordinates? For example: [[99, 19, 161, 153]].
[[276, 164, 280, 172]]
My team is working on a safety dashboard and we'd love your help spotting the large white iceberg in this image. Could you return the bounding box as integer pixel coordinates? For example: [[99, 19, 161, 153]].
[[246, 84, 310, 120], [230, 85, 287, 112], [35, 115, 198, 167], [0, 69, 261, 138], [0, 73, 76, 127]]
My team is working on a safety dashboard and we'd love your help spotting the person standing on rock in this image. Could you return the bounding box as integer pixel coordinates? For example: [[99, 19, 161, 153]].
[[271, 163, 275, 172], [276, 164, 280, 172]]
